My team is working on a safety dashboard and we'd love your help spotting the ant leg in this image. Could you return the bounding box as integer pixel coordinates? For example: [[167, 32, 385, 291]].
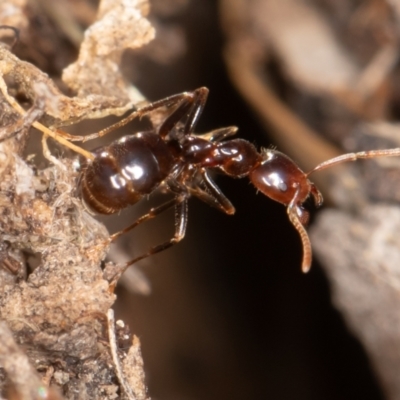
[[53, 90, 207, 144], [0, 77, 94, 160], [109, 197, 177, 242], [83, 88, 209, 142], [189, 170, 236, 215], [307, 148, 400, 175], [182, 87, 209, 134], [34, 89, 207, 144], [157, 87, 209, 138], [287, 185, 313, 273], [50, 129, 88, 142], [118, 196, 188, 275], [0, 93, 91, 166], [39, 88, 209, 146], [199, 126, 238, 142]]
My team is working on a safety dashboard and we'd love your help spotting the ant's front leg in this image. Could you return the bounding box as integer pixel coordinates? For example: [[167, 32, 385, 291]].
[[188, 170, 236, 215]]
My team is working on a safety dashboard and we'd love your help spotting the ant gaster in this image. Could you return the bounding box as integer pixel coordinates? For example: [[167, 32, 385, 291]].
[[44, 88, 400, 274]]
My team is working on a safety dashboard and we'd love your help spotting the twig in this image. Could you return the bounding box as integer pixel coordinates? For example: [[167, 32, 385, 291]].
[[0, 76, 94, 160], [107, 309, 137, 400]]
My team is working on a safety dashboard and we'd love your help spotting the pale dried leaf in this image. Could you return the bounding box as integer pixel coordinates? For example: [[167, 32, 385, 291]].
[[63, 0, 155, 101], [0, 0, 154, 397]]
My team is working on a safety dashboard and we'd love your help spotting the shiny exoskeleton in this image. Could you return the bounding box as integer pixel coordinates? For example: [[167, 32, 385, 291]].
[[72, 88, 400, 274]]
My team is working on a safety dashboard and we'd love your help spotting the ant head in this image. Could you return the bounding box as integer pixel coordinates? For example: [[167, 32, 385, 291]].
[[249, 149, 312, 207]]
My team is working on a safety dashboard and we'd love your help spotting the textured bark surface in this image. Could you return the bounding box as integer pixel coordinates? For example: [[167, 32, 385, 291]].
[[0, 1, 153, 398], [311, 206, 400, 400]]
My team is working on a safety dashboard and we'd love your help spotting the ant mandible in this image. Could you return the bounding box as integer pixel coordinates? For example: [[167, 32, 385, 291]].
[[18, 87, 400, 274]]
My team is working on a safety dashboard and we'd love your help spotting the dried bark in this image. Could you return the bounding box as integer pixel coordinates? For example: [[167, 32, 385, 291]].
[[0, 1, 155, 399]]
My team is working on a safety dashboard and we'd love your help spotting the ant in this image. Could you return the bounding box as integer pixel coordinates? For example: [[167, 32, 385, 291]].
[[4, 86, 400, 274]]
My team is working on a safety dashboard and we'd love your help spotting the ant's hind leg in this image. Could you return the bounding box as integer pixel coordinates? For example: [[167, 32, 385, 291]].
[[115, 196, 188, 278], [109, 197, 178, 242]]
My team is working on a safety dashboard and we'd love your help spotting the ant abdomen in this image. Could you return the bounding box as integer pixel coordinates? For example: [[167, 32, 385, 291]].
[[80, 131, 175, 214]]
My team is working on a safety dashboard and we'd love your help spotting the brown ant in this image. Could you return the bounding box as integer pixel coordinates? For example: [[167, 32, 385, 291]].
[[5, 87, 400, 274]]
